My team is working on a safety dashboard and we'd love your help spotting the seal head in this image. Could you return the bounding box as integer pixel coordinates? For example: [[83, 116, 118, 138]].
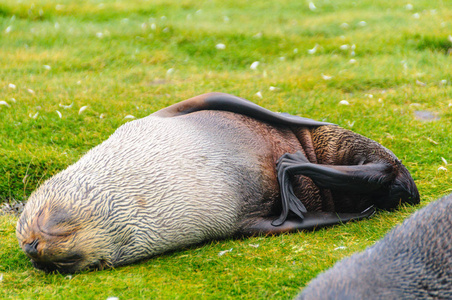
[[17, 186, 116, 273]]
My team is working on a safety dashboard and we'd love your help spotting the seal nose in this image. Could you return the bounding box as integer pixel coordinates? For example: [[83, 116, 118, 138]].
[[24, 239, 40, 259]]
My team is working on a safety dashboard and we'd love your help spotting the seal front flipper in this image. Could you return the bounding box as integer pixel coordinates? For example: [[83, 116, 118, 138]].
[[153, 92, 334, 127], [272, 152, 310, 226], [241, 206, 375, 236]]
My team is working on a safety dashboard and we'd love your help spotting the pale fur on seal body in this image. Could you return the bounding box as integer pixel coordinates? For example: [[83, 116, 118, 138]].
[[16, 92, 419, 273], [297, 194, 452, 300]]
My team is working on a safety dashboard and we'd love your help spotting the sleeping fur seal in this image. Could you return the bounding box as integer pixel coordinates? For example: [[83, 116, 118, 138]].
[[297, 193, 452, 300], [16, 92, 419, 273]]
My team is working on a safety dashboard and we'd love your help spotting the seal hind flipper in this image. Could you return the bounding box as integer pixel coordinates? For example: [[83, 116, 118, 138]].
[[153, 92, 334, 127], [241, 206, 375, 236], [274, 151, 396, 226]]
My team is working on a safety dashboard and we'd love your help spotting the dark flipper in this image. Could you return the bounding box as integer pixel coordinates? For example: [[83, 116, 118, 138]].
[[273, 151, 395, 226], [241, 206, 375, 236], [153, 92, 334, 127]]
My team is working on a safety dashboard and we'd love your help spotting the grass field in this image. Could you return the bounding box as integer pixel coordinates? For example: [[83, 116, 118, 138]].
[[1, 0, 451, 298]]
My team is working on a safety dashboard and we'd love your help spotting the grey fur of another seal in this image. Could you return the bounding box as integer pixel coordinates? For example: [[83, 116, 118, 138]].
[[297, 194, 452, 300]]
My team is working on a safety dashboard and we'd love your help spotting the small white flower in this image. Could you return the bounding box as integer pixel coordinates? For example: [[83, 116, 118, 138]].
[[0, 101, 10, 108], [349, 59, 357, 63], [339, 44, 349, 50], [99, 113, 106, 119], [106, 297, 119, 300], [215, 43, 226, 50], [55, 4, 64, 10], [293, 48, 298, 54], [365, 94, 374, 98], [308, 44, 319, 54], [401, 60, 408, 70], [321, 74, 333, 80], [32, 112, 39, 119], [59, 103, 73, 109], [340, 23, 349, 29], [308, 2, 317, 11], [65, 275, 72, 280], [11, 98, 16, 103], [0, 274, 3, 282], [339, 100, 350, 105], [250, 61, 259, 70], [79, 106, 88, 114], [8, 83, 16, 89], [124, 115, 136, 119], [218, 248, 233, 256], [43, 65, 51, 70], [56, 110, 62, 118], [5, 26, 12, 33], [449, 35, 452, 43], [413, 13, 420, 19], [255, 91, 263, 99], [253, 32, 263, 39], [223, 16, 230, 23], [249, 244, 260, 248], [440, 79, 447, 86], [166, 68, 174, 75], [27, 89, 35, 94], [438, 166, 447, 171], [358, 21, 367, 27], [269, 86, 278, 91], [405, 4, 413, 10], [416, 79, 426, 86], [279, 56, 286, 61], [151, 23, 156, 30], [96, 32, 104, 38], [441, 157, 448, 165], [334, 246, 347, 250]]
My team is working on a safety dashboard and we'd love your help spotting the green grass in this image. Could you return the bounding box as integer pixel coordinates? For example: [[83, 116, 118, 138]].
[[1, 0, 451, 298]]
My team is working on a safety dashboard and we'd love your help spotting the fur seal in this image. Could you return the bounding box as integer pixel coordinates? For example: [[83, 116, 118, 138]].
[[297, 193, 452, 300], [16, 92, 419, 273]]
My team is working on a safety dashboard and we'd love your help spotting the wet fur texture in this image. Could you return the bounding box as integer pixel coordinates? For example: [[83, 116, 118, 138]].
[[297, 194, 452, 300]]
